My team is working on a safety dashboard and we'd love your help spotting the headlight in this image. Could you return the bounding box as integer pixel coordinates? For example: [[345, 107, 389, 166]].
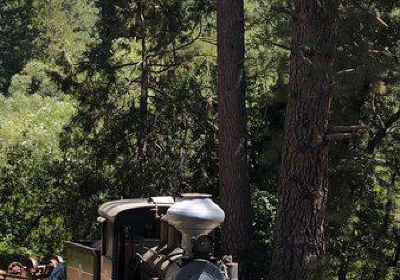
[[193, 235, 214, 256]]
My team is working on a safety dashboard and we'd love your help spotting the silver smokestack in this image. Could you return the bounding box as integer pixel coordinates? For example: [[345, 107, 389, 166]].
[[165, 193, 225, 257]]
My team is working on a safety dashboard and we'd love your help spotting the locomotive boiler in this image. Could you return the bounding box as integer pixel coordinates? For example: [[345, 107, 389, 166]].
[[65, 193, 238, 280]]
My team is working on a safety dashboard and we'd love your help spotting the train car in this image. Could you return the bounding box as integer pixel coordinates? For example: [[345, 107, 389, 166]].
[[65, 193, 238, 280]]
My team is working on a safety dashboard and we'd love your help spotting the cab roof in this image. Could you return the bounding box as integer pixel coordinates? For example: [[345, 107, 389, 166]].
[[98, 196, 175, 222]]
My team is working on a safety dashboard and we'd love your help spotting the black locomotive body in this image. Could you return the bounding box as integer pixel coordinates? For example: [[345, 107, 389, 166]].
[[65, 194, 238, 280]]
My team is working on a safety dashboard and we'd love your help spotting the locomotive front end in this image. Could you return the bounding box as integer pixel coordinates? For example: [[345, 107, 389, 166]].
[[139, 193, 238, 280]]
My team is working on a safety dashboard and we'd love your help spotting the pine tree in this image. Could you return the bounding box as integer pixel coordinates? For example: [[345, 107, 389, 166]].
[[217, 0, 253, 278], [271, 0, 337, 279]]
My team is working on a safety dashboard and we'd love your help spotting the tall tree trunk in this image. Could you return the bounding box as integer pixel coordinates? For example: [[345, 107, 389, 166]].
[[137, 2, 149, 162], [217, 0, 253, 279], [271, 1, 337, 279]]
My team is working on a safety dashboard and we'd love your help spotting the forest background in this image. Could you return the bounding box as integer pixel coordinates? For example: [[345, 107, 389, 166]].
[[0, 0, 399, 279]]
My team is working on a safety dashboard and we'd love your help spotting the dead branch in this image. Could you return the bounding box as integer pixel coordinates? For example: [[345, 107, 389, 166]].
[[325, 125, 367, 141], [326, 133, 355, 141], [329, 125, 368, 134], [336, 69, 355, 75]]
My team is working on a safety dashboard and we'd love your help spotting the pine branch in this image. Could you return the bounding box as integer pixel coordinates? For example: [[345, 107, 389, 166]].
[[266, 40, 291, 51], [369, 49, 400, 66], [271, 5, 305, 21], [366, 109, 400, 153], [112, 61, 141, 69], [149, 56, 194, 74], [199, 37, 217, 46], [148, 22, 202, 58], [349, 0, 389, 28]]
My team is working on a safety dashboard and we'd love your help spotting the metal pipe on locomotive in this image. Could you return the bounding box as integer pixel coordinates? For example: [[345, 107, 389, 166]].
[[65, 193, 238, 280]]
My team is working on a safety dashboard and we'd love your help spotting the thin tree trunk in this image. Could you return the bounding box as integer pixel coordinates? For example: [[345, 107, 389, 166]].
[[393, 242, 400, 280], [137, 2, 149, 162], [217, 0, 253, 279], [382, 173, 396, 232], [390, 167, 399, 280], [271, 0, 337, 279], [338, 257, 348, 280]]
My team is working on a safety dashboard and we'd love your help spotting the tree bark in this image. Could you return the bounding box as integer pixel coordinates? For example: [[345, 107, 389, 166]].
[[217, 0, 253, 279], [271, 1, 337, 279]]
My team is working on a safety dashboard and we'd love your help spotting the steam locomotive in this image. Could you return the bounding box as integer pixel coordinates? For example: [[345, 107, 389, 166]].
[[65, 193, 238, 280]]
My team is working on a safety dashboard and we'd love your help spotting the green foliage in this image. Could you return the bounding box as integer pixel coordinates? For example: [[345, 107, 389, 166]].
[[325, 1, 400, 279], [0, 0, 36, 93], [33, 0, 99, 65], [0, 93, 75, 258], [8, 61, 64, 97], [0, 0, 399, 279]]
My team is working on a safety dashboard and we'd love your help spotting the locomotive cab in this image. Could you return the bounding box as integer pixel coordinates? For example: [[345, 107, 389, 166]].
[[65, 194, 238, 280], [99, 197, 176, 280], [66, 197, 175, 280]]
